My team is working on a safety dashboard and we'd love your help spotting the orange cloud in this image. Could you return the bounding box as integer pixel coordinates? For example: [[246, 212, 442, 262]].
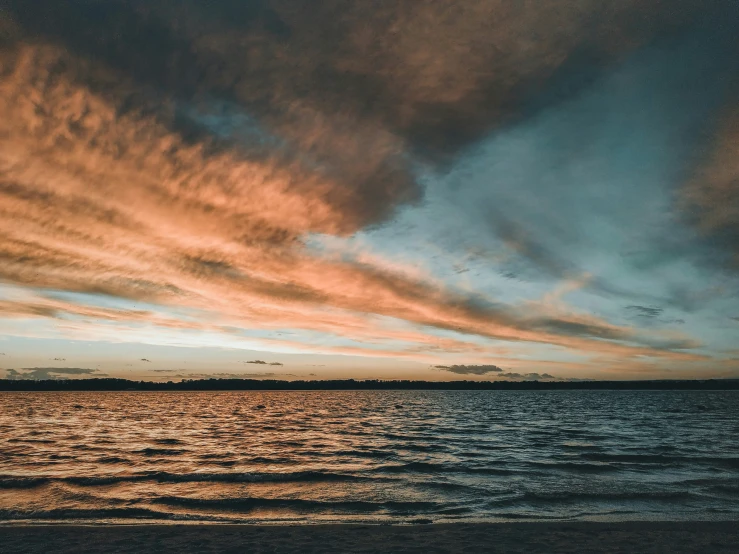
[[0, 3, 725, 374]]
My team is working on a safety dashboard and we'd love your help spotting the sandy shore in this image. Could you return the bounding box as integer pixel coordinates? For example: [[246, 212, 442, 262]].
[[1, 521, 737, 553]]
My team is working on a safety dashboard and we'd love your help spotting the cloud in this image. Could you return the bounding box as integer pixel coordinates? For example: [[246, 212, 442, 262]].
[[434, 364, 502, 375], [3, 0, 712, 163], [140, 358, 151, 362], [170, 372, 296, 379], [495, 372, 557, 381], [0, 0, 735, 378], [683, 104, 739, 263], [522, 372, 556, 381], [626, 306, 664, 318], [487, 216, 575, 280], [499, 372, 522, 379], [269, 362, 283, 366], [6, 367, 105, 380], [624, 306, 687, 328], [245, 360, 267, 365]]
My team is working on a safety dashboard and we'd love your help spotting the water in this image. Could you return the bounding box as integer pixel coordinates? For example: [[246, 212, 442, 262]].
[[1, 390, 738, 524]]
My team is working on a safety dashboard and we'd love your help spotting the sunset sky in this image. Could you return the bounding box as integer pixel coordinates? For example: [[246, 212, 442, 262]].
[[1, 1, 738, 381]]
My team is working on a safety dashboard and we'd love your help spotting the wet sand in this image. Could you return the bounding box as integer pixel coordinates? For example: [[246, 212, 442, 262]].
[[1, 521, 737, 553]]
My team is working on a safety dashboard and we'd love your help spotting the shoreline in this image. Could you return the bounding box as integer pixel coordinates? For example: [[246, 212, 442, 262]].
[[2, 521, 738, 553]]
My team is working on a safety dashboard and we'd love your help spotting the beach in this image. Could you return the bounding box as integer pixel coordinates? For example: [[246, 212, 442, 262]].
[[2, 521, 737, 553]]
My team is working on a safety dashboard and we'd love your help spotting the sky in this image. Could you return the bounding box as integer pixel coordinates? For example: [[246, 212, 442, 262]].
[[0, 1, 738, 382]]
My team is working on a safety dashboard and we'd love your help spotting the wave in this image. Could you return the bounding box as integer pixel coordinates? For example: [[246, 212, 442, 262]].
[[490, 490, 697, 507], [580, 453, 739, 468], [152, 439, 182, 445], [331, 449, 396, 459], [0, 507, 206, 521], [0, 470, 370, 489], [0, 507, 164, 520], [137, 448, 189, 456], [152, 496, 441, 515], [579, 453, 676, 464], [245, 456, 296, 464], [0, 477, 50, 489], [708, 484, 739, 496], [96, 456, 129, 464], [374, 462, 514, 475], [527, 461, 617, 473]]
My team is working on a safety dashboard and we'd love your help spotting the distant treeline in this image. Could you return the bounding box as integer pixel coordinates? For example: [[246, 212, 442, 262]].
[[1, 378, 739, 391]]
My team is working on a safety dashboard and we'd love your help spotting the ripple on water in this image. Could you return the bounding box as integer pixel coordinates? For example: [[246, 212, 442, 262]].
[[1, 390, 738, 523]]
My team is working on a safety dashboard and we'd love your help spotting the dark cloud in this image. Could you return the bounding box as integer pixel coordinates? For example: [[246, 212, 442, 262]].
[[626, 306, 664, 318], [140, 358, 151, 362], [528, 318, 629, 341], [269, 362, 283, 366], [8, 367, 104, 380], [488, 216, 575, 280], [53, 357, 66, 361], [171, 372, 296, 379], [637, 337, 702, 351], [1, 0, 723, 229], [211, 372, 275, 378], [523, 372, 557, 381], [683, 105, 739, 264], [625, 306, 686, 328], [245, 360, 267, 365], [0, 300, 59, 319], [496, 372, 558, 381], [434, 364, 502, 375], [0, 0, 419, 232]]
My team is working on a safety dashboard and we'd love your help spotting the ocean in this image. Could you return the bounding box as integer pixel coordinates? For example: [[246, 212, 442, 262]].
[[1, 390, 738, 524]]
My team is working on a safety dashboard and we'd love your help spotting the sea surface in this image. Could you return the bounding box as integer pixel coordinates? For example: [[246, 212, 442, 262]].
[[1, 390, 738, 524]]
